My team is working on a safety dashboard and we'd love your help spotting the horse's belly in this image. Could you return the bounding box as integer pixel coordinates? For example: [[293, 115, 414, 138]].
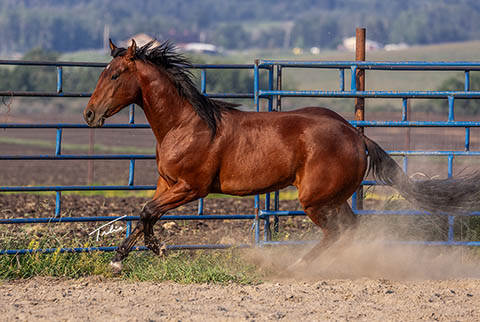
[[215, 162, 295, 196]]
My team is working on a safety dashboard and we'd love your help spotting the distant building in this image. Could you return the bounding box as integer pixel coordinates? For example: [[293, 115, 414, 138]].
[[120, 33, 162, 48], [310, 47, 321, 55], [176, 42, 221, 55], [340, 37, 382, 51], [384, 43, 409, 51]]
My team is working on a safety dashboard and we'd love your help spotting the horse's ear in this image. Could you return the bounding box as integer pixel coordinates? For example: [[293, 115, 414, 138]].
[[109, 38, 118, 56], [125, 39, 137, 61]]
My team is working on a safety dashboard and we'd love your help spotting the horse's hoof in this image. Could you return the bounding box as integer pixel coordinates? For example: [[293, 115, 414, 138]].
[[159, 243, 167, 257], [110, 261, 123, 275], [147, 241, 167, 257]]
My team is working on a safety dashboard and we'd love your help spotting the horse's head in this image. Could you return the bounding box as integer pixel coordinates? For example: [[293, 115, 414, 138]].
[[84, 39, 141, 127]]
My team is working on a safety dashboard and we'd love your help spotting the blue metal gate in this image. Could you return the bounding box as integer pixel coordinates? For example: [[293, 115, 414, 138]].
[[2, 58, 480, 256], [256, 59, 480, 247]]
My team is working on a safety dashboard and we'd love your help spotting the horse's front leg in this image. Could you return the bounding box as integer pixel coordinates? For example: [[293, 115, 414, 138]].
[[143, 216, 163, 255], [110, 180, 201, 273]]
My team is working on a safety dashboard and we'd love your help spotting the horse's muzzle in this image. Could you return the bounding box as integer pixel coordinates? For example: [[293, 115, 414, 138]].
[[83, 108, 105, 127]]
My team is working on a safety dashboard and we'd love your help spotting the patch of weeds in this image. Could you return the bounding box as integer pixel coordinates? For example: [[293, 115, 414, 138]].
[[0, 229, 262, 284], [122, 249, 262, 284]]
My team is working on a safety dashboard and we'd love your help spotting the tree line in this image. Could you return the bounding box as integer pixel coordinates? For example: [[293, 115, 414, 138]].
[[1, 0, 480, 54]]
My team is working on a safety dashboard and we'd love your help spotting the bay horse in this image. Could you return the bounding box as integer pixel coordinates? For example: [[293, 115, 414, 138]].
[[84, 39, 480, 273]]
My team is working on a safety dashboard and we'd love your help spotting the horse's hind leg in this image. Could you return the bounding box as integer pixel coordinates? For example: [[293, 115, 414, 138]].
[[289, 202, 357, 270]]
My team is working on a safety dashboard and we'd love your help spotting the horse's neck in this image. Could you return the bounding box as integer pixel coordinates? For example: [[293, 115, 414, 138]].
[[138, 69, 198, 143]]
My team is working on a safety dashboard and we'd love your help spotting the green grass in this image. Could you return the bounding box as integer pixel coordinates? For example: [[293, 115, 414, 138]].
[[0, 250, 261, 284], [122, 250, 260, 284], [0, 230, 262, 283]]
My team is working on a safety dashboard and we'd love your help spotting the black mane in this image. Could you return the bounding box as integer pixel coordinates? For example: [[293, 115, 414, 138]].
[[112, 40, 239, 136]]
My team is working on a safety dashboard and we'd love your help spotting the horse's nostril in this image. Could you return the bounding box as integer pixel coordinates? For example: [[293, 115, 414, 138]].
[[85, 110, 94, 122]]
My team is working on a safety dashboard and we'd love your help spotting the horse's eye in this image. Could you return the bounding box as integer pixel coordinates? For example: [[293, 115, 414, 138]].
[[111, 74, 119, 80]]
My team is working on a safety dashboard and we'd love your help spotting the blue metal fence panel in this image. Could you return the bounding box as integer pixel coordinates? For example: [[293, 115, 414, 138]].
[[1, 58, 480, 255], [0, 59, 272, 255], [258, 59, 480, 247]]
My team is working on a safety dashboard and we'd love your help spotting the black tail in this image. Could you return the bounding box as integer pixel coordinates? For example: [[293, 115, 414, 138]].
[[364, 136, 480, 214]]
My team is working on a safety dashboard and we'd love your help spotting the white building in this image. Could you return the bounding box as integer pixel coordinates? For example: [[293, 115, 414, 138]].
[[341, 37, 382, 51], [120, 33, 162, 48]]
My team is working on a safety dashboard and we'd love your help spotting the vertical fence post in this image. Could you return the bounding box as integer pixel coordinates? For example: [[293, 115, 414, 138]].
[[276, 65, 282, 112], [254, 195, 260, 245], [268, 66, 274, 112], [448, 96, 455, 122], [263, 66, 275, 241], [197, 69, 207, 215], [465, 127, 471, 151], [339, 68, 345, 91], [264, 193, 271, 242], [126, 159, 135, 237], [447, 155, 454, 243], [128, 104, 135, 124], [56, 66, 63, 93], [274, 64, 282, 233], [55, 128, 63, 217], [55, 66, 63, 217], [403, 98, 410, 174], [465, 71, 470, 91], [355, 27, 366, 210], [253, 59, 261, 245], [254, 59, 260, 112]]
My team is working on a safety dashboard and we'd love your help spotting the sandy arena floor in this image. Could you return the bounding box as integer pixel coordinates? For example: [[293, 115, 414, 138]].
[[1, 276, 480, 321]]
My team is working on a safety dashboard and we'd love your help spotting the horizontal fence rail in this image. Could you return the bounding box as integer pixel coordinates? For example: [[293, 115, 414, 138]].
[[2, 57, 480, 255]]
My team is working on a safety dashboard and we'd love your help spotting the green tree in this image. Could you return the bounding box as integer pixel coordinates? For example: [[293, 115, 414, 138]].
[[435, 72, 480, 115], [0, 47, 59, 92], [211, 24, 249, 50], [291, 13, 341, 49]]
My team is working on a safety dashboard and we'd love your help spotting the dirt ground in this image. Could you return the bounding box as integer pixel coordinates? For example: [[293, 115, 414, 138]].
[[0, 276, 479, 321]]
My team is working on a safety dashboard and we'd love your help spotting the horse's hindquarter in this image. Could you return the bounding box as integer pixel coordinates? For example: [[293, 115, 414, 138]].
[[215, 108, 367, 197]]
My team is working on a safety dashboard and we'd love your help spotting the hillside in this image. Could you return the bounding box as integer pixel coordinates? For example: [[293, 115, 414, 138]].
[[2, 0, 480, 54]]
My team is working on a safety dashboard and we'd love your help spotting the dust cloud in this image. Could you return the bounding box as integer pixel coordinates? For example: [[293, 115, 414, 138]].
[[246, 217, 480, 281]]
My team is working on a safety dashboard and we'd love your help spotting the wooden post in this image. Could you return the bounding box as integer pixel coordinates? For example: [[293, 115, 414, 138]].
[[355, 27, 366, 210], [355, 27, 366, 124]]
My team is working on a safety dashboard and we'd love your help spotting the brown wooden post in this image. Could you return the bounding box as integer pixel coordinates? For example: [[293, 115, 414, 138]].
[[355, 27, 366, 210]]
